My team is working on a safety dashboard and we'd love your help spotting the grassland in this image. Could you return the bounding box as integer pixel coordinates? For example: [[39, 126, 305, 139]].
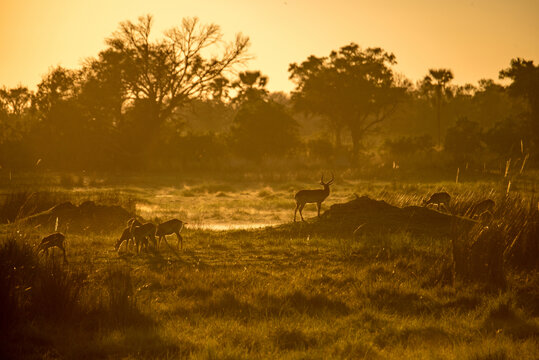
[[0, 172, 538, 359]]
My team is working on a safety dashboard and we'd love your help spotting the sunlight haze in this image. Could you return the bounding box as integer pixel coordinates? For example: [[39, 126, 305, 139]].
[[1, 0, 538, 92]]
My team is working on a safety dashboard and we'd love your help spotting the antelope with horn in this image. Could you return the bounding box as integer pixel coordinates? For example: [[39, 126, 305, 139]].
[[294, 173, 334, 222]]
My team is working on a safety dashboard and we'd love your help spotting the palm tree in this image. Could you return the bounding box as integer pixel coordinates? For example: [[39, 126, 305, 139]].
[[422, 69, 454, 148]]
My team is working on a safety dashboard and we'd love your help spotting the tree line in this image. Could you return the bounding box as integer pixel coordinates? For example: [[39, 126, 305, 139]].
[[1, 15, 538, 176]]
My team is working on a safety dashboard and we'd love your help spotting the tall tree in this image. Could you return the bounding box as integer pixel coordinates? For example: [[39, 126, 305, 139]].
[[33, 66, 77, 117], [78, 48, 127, 127], [420, 68, 454, 148], [289, 44, 406, 158], [103, 15, 250, 136], [0, 86, 33, 144], [229, 71, 299, 160], [499, 58, 539, 152], [0, 86, 32, 118], [232, 70, 268, 104]]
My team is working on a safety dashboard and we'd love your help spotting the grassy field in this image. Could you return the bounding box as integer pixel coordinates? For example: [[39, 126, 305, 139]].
[[1, 172, 538, 359]]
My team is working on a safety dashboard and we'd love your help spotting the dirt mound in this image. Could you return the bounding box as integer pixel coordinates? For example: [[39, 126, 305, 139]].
[[276, 195, 476, 238], [21, 200, 135, 233]]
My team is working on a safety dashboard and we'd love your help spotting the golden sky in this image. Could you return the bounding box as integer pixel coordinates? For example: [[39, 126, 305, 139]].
[[1, 0, 538, 92]]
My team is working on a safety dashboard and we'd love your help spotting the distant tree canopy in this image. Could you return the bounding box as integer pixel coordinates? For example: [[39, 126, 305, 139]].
[[1, 17, 538, 175], [229, 71, 299, 161], [232, 70, 268, 104], [444, 117, 484, 165], [289, 43, 407, 158], [0, 86, 32, 118], [500, 58, 539, 151], [81, 14, 250, 148]]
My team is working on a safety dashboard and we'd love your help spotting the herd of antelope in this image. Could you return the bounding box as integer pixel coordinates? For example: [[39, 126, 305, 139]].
[[36, 217, 185, 263], [35, 174, 497, 262], [114, 217, 185, 254]]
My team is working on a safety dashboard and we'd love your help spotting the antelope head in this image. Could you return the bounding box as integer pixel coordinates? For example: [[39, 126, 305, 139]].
[[320, 173, 334, 189]]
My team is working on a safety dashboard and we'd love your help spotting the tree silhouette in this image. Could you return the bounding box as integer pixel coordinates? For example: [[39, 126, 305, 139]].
[[34, 66, 77, 117], [444, 117, 483, 165], [289, 44, 405, 158], [0, 86, 32, 118], [103, 15, 250, 135], [500, 58, 539, 152], [232, 70, 268, 103], [229, 71, 298, 160], [420, 68, 454, 148], [78, 48, 127, 128]]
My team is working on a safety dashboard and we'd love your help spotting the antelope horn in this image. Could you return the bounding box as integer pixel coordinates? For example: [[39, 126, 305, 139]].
[[328, 172, 335, 184]]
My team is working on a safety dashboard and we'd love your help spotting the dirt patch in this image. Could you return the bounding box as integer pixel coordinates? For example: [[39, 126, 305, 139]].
[[275, 195, 476, 238], [20, 201, 135, 233]]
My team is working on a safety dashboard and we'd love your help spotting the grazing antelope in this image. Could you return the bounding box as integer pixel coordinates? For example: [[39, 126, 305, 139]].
[[294, 173, 334, 222], [469, 199, 495, 218], [114, 218, 142, 253], [132, 222, 157, 254], [156, 219, 185, 250], [127, 217, 142, 227], [115, 227, 134, 253], [37, 232, 68, 263], [423, 192, 451, 211]]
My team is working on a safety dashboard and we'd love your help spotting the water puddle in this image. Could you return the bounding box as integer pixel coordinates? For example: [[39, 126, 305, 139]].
[[190, 223, 278, 231]]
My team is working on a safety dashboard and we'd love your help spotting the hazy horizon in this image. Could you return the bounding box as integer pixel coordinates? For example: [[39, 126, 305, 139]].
[[1, 0, 538, 92]]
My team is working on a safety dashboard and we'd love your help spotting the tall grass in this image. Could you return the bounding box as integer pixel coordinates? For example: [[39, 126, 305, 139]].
[[1, 174, 538, 358], [0, 236, 151, 358]]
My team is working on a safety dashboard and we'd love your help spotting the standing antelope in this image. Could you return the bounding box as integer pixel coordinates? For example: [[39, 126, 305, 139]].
[[132, 222, 157, 254], [294, 173, 334, 222], [423, 192, 451, 211], [156, 219, 185, 250], [36, 232, 68, 263]]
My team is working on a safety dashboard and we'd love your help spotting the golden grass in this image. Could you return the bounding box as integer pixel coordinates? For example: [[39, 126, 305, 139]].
[[0, 174, 538, 358]]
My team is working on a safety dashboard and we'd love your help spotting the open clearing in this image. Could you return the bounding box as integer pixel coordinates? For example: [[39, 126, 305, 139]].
[[1, 174, 538, 359]]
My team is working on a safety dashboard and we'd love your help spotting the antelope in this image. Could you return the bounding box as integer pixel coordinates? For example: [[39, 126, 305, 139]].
[[114, 218, 142, 253], [469, 199, 495, 218], [132, 222, 157, 254], [36, 232, 68, 263], [156, 219, 185, 250], [127, 217, 142, 228], [294, 173, 334, 222], [478, 210, 494, 225], [115, 227, 134, 253], [423, 192, 451, 211]]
